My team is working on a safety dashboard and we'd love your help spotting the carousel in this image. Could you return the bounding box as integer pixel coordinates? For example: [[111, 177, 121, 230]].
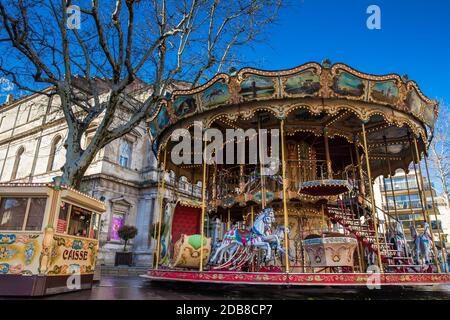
[[143, 61, 450, 286]]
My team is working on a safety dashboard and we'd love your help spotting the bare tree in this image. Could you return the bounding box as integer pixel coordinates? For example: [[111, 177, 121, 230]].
[[429, 101, 450, 206], [0, 0, 282, 188]]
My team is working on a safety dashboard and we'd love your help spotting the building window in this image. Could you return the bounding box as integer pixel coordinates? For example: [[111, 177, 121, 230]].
[[386, 194, 421, 210], [47, 135, 62, 172], [110, 213, 125, 241], [118, 139, 132, 168], [10, 146, 24, 180]]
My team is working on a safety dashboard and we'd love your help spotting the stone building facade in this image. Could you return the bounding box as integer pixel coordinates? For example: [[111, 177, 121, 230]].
[[0, 90, 196, 266]]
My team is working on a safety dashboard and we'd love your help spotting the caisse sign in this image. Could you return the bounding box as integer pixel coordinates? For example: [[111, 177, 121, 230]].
[[48, 236, 98, 275]]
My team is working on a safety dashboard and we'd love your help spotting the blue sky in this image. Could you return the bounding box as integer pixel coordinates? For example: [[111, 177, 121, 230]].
[[243, 0, 450, 103], [1, 1, 449, 103]]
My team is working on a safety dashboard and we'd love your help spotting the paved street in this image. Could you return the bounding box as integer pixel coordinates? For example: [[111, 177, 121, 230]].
[[7, 276, 450, 300]]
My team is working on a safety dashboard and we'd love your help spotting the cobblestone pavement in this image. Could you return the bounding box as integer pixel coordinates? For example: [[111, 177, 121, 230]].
[[8, 276, 450, 300]]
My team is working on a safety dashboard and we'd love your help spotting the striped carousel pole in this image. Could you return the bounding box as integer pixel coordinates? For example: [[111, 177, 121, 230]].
[[349, 144, 365, 272], [383, 136, 396, 227], [258, 116, 267, 209], [199, 130, 208, 272], [361, 122, 384, 272], [280, 119, 290, 272], [155, 148, 167, 270], [251, 205, 255, 272]]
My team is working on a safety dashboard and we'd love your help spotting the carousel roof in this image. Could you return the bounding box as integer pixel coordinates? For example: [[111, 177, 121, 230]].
[[146, 61, 438, 178]]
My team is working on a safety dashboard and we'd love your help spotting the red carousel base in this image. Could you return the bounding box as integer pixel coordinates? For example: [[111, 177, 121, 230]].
[[142, 269, 450, 286]]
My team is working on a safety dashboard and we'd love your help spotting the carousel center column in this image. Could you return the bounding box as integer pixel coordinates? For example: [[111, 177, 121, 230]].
[[323, 127, 333, 179]]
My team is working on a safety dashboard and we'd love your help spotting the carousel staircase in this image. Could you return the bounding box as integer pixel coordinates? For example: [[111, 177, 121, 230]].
[[326, 199, 423, 273]]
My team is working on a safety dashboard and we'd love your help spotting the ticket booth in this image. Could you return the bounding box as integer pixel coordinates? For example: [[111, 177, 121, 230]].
[[0, 183, 105, 296]]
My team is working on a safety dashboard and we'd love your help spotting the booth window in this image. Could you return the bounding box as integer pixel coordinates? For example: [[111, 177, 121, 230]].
[[68, 205, 92, 238], [90, 213, 101, 239], [0, 197, 28, 230], [25, 198, 46, 230], [0, 197, 47, 231], [57, 201, 70, 233]]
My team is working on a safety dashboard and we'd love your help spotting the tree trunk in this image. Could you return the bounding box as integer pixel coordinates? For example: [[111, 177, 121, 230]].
[[61, 129, 99, 189], [62, 162, 91, 190]]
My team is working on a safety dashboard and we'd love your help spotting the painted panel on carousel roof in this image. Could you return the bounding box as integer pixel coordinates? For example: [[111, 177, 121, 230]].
[[157, 107, 170, 129], [406, 89, 423, 116], [423, 104, 436, 128], [240, 75, 275, 100], [371, 80, 399, 105], [146, 62, 438, 158], [283, 69, 321, 96], [201, 81, 230, 109], [332, 71, 365, 97], [173, 95, 197, 118], [148, 106, 171, 142], [149, 121, 158, 140]]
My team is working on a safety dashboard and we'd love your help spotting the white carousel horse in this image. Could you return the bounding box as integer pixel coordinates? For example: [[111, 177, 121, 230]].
[[389, 220, 410, 258], [210, 208, 277, 265], [410, 223, 432, 265], [209, 225, 240, 265], [271, 225, 295, 262]]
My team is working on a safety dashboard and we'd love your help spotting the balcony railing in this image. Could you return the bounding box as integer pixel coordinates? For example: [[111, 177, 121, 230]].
[[159, 175, 202, 198]]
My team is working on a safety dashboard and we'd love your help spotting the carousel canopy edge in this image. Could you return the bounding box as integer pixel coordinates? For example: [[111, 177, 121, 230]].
[[147, 61, 438, 157]]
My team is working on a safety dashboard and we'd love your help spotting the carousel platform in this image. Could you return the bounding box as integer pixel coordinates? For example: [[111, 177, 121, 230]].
[[142, 269, 450, 287]]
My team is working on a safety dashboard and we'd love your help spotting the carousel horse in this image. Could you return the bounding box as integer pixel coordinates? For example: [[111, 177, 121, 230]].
[[410, 223, 432, 266], [209, 225, 240, 265], [271, 225, 295, 262], [210, 207, 277, 265], [389, 220, 410, 258], [364, 245, 376, 267]]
